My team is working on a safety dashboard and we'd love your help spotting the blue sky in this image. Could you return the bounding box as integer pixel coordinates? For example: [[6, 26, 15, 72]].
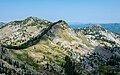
[[0, 0, 120, 23]]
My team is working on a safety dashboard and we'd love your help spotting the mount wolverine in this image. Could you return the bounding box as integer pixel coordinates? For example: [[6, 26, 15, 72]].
[[0, 17, 120, 75]]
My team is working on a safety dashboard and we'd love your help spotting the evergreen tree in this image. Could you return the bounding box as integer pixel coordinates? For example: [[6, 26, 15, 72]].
[[64, 56, 76, 75]]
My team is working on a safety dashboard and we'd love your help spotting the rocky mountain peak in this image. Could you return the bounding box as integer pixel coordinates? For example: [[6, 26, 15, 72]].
[[25, 16, 40, 22], [53, 20, 71, 30], [83, 25, 106, 31]]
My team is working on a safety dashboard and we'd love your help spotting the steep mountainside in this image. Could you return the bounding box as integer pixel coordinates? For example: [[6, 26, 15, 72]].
[[80, 25, 120, 46], [0, 17, 120, 75], [76, 25, 120, 74], [0, 17, 52, 47]]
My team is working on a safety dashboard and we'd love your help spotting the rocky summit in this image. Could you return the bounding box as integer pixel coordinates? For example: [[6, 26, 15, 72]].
[[0, 17, 120, 75]]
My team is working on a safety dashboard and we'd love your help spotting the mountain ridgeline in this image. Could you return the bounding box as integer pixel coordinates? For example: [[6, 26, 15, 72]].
[[0, 17, 120, 75], [70, 23, 120, 35]]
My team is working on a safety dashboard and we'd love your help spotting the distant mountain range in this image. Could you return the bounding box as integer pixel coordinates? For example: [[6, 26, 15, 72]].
[[0, 22, 5, 28], [69, 23, 120, 34]]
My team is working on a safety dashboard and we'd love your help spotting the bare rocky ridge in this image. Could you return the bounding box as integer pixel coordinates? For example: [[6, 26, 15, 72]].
[[0, 17, 120, 75]]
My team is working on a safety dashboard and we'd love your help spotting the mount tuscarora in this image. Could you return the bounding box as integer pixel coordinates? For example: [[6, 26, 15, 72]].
[[0, 17, 120, 75]]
